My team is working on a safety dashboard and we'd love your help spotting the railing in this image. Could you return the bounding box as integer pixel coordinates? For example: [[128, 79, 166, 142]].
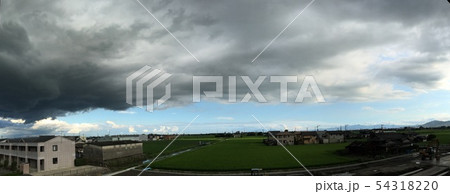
[[33, 166, 110, 176]]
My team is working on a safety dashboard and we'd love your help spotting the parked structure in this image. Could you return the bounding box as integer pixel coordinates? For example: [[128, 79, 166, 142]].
[[83, 141, 143, 164], [0, 136, 75, 173]]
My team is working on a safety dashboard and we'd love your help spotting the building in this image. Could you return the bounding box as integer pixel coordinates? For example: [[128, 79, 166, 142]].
[[95, 134, 148, 142], [265, 130, 341, 146], [148, 134, 162, 141], [272, 131, 296, 145], [0, 136, 75, 173], [317, 131, 345, 144], [112, 134, 148, 142], [163, 135, 176, 140], [346, 132, 418, 155], [327, 131, 345, 143], [298, 132, 319, 144], [265, 130, 317, 146], [83, 141, 143, 164]]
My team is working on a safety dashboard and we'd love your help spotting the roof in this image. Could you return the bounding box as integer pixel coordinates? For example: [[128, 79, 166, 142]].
[[87, 141, 141, 147], [4, 136, 59, 143], [328, 131, 345, 135], [271, 132, 294, 135], [301, 131, 318, 136], [371, 133, 407, 141]]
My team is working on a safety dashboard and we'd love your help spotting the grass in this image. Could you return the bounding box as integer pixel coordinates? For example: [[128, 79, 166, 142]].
[[150, 137, 360, 171], [143, 137, 220, 158], [414, 129, 450, 144]]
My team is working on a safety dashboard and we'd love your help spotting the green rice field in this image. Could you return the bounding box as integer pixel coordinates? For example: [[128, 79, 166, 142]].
[[150, 137, 360, 171]]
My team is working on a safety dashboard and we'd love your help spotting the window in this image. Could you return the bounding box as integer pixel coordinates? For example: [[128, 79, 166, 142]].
[[52, 145, 58, 151], [52, 158, 58, 164], [40, 146, 45, 152]]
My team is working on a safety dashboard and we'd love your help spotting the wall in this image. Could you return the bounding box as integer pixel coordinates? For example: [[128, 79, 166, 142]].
[[41, 137, 76, 171]]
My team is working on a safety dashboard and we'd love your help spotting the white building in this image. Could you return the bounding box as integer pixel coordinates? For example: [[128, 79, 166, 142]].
[[0, 136, 75, 173]]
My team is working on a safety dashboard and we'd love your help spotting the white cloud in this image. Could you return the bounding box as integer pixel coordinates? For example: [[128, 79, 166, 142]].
[[117, 111, 136, 114], [10, 119, 26, 124], [106, 121, 125, 129], [362, 106, 405, 113], [31, 118, 100, 134], [128, 126, 136, 133], [362, 106, 375, 111], [216, 117, 234, 121], [153, 126, 179, 134], [0, 117, 26, 124]]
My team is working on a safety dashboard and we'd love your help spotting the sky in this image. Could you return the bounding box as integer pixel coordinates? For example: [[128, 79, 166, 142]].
[[0, 0, 450, 137]]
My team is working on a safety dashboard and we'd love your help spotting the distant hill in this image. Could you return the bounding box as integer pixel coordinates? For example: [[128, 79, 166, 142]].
[[322, 124, 405, 131], [421, 120, 450, 128]]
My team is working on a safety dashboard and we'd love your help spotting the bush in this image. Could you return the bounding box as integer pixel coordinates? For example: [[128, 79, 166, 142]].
[[3, 160, 9, 169], [10, 161, 17, 171], [75, 158, 87, 166]]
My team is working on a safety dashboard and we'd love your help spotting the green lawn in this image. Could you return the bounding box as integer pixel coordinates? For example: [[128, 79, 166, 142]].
[[143, 138, 218, 158], [150, 137, 360, 171], [415, 129, 450, 144]]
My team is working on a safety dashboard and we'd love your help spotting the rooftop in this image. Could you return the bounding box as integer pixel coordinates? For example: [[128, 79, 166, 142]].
[[88, 141, 141, 147], [2, 136, 59, 143]]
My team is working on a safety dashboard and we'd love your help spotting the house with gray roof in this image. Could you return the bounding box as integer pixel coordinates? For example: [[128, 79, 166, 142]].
[[0, 136, 75, 173]]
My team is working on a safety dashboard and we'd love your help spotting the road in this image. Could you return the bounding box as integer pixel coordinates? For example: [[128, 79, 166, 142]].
[[113, 152, 449, 176]]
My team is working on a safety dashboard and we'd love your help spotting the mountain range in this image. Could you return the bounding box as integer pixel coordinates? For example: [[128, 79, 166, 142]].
[[420, 120, 450, 128]]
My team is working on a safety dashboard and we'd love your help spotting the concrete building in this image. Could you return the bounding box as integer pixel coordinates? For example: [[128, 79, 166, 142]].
[[0, 136, 75, 173], [265, 130, 322, 145], [327, 131, 345, 143], [271, 131, 296, 145], [317, 131, 345, 144], [96, 134, 148, 142], [299, 131, 319, 144], [83, 141, 143, 164]]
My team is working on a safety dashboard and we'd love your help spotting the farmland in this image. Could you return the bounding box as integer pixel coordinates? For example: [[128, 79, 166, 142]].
[[143, 137, 219, 158], [415, 129, 450, 144], [150, 137, 360, 171], [142, 129, 450, 171]]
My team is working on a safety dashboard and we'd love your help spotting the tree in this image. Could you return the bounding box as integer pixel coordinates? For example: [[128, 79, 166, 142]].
[[10, 161, 17, 171], [2, 160, 8, 169]]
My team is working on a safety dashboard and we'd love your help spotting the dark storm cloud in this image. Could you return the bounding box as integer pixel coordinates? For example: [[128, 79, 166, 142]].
[[0, 21, 133, 122], [0, 0, 449, 122]]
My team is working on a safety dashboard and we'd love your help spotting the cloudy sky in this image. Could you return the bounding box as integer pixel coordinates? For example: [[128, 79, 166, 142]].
[[0, 0, 449, 137]]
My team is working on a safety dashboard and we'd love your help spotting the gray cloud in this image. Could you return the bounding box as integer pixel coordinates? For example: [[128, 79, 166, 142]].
[[0, 0, 449, 122]]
